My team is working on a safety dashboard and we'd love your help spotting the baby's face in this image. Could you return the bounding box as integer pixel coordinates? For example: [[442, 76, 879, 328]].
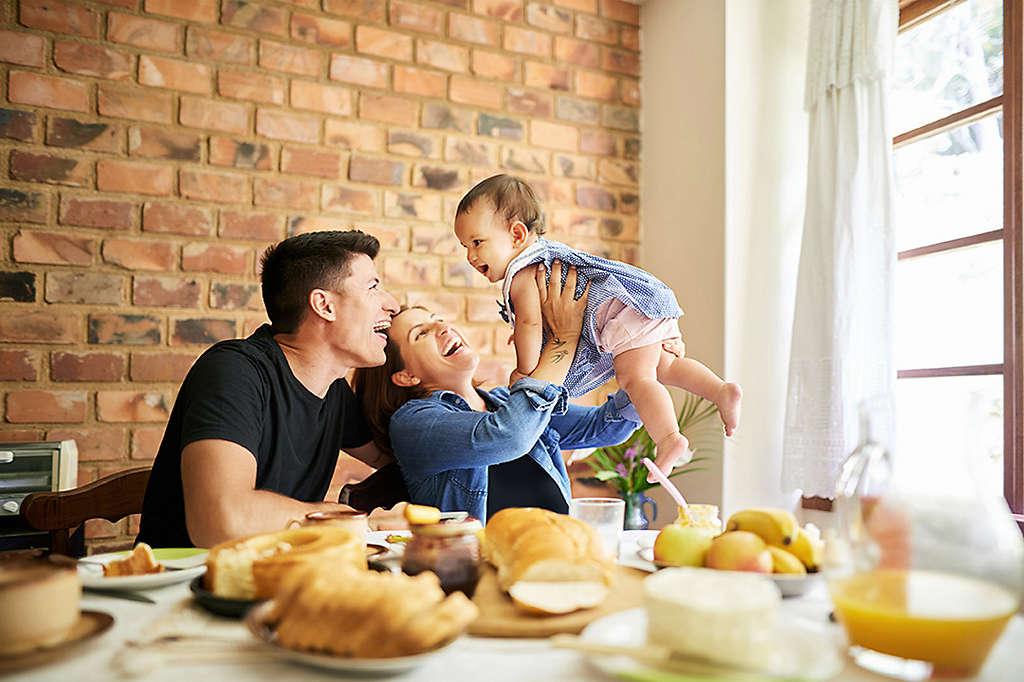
[[454, 203, 521, 283]]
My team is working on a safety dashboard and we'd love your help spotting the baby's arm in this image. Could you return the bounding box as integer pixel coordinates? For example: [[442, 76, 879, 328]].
[[509, 264, 543, 378]]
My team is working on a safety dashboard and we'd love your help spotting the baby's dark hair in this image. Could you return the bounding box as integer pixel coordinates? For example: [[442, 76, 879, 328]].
[[456, 174, 546, 235]]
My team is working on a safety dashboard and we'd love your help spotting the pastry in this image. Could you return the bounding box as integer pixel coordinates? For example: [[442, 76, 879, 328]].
[[103, 542, 164, 576], [0, 556, 80, 655]]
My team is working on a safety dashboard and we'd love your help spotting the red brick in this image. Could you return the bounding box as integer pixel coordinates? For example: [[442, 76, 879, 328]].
[[449, 14, 499, 45], [467, 292, 500, 321], [128, 127, 200, 162], [219, 70, 285, 104], [406, 289, 463, 320], [10, 151, 90, 188], [422, 102, 474, 133], [142, 203, 214, 236], [359, 93, 417, 127], [391, 2, 442, 34], [171, 318, 236, 346], [621, 26, 638, 51], [580, 129, 617, 156], [322, 184, 377, 214], [20, 0, 99, 37], [209, 137, 273, 170], [281, 146, 341, 178], [444, 137, 498, 166], [97, 391, 170, 422], [60, 197, 133, 230], [133, 275, 201, 307], [349, 157, 403, 185], [130, 352, 197, 382], [603, 48, 639, 76], [601, 0, 639, 24], [507, 88, 552, 117], [472, 51, 517, 80], [45, 272, 123, 304], [449, 75, 502, 109], [0, 30, 44, 68], [54, 41, 132, 81], [621, 78, 640, 106], [242, 317, 267, 336], [138, 55, 210, 94], [501, 145, 547, 174], [98, 85, 174, 124], [525, 62, 569, 91], [96, 0, 137, 8], [254, 177, 318, 210], [443, 258, 492, 289], [108, 13, 180, 52], [329, 54, 388, 89], [577, 14, 617, 43], [259, 40, 320, 77], [180, 96, 249, 134], [417, 40, 468, 73], [619, 189, 638, 213], [325, 119, 383, 150], [131, 427, 164, 460], [9, 71, 89, 113], [576, 71, 618, 101], [103, 239, 175, 271], [356, 25, 412, 61], [220, 211, 282, 240], [388, 130, 438, 158], [84, 518, 121, 541], [351, 222, 409, 250], [47, 117, 120, 152], [576, 184, 616, 211], [384, 255, 440, 287], [291, 13, 351, 48], [6, 391, 87, 423], [0, 350, 38, 381], [290, 81, 352, 115], [555, 0, 596, 11], [182, 243, 249, 275], [527, 3, 571, 33], [97, 160, 174, 195], [598, 158, 637, 186], [473, 0, 522, 21], [553, 153, 595, 179], [323, 0, 385, 22], [384, 191, 441, 221], [210, 282, 262, 310], [1, 271, 36, 302], [47, 427, 127, 461], [77, 467, 97, 487], [0, 189, 47, 224], [256, 108, 319, 143], [556, 36, 599, 67], [505, 26, 550, 56], [0, 108, 37, 141], [180, 169, 251, 203], [394, 65, 447, 98], [187, 27, 254, 64], [222, 0, 287, 36], [0, 312, 77, 343], [13, 230, 92, 265], [51, 351, 125, 382], [280, 0, 320, 7], [88, 313, 162, 345], [146, 0, 218, 22], [557, 96, 598, 124], [411, 224, 461, 253], [603, 104, 638, 131]]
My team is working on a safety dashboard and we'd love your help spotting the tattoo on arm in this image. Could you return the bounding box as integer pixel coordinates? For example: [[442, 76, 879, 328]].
[[552, 350, 568, 363], [551, 337, 565, 347]]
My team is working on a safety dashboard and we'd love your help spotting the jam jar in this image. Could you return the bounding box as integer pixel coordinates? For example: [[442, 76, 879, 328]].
[[401, 516, 483, 597]]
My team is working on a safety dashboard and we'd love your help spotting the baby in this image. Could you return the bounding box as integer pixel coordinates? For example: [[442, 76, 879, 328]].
[[454, 174, 742, 477]]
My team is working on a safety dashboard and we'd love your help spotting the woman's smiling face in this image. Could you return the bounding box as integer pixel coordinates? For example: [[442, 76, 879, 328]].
[[389, 307, 479, 390]]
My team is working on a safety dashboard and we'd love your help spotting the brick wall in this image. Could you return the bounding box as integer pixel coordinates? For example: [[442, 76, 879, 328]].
[[0, 0, 640, 551]]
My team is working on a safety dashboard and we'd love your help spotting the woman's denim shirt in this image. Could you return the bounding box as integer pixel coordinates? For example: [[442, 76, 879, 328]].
[[388, 377, 641, 522]]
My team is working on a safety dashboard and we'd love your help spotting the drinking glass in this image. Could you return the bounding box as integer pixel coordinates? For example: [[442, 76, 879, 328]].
[[569, 497, 625, 559]]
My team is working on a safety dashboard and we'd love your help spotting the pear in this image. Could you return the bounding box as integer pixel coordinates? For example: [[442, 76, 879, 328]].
[[653, 524, 717, 567], [705, 531, 773, 573]]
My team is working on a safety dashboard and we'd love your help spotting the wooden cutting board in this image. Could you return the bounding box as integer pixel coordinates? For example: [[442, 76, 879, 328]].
[[468, 564, 648, 638]]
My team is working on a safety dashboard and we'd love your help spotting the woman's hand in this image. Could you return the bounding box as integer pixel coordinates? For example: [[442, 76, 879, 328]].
[[537, 260, 589, 343], [367, 502, 409, 531]]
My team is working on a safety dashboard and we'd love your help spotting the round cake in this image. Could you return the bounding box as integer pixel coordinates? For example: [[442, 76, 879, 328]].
[[0, 555, 80, 655]]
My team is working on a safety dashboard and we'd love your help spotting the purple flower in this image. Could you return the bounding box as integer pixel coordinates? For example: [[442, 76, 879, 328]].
[[624, 445, 640, 462], [615, 463, 628, 477]]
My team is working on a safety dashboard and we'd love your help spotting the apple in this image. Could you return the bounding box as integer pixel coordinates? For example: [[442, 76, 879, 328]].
[[704, 531, 773, 573], [653, 524, 717, 567]]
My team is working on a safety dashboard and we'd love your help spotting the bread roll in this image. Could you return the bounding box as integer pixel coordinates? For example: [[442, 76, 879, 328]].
[[482, 507, 615, 591]]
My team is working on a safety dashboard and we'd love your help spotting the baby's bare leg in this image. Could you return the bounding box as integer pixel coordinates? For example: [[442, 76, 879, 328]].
[[656, 351, 742, 437], [613, 343, 690, 481]]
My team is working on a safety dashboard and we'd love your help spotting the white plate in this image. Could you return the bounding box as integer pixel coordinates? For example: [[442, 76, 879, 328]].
[[367, 529, 411, 558], [78, 548, 207, 590], [635, 547, 822, 597], [580, 607, 843, 681], [245, 599, 457, 674]]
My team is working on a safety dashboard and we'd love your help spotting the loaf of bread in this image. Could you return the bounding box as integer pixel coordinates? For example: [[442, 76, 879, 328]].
[[267, 564, 478, 658], [205, 527, 365, 600], [482, 507, 615, 592]]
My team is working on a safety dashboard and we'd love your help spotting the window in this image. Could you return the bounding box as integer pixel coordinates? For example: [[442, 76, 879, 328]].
[[893, 0, 1022, 518]]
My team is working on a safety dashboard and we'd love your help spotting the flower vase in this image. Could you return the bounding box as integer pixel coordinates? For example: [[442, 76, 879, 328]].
[[620, 491, 658, 530]]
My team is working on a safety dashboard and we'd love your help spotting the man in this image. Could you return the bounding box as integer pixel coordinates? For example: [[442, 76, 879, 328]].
[[138, 230, 403, 548]]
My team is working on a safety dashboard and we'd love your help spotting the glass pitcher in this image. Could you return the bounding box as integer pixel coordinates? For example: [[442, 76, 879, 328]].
[[828, 397, 1024, 679]]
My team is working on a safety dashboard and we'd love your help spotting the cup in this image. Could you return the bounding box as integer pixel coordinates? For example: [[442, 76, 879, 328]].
[[288, 510, 368, 541], [569, 497, 625, 559]]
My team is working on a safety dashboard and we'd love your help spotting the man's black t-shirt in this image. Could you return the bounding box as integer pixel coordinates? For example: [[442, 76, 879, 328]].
[[137, 325, 372, 548]]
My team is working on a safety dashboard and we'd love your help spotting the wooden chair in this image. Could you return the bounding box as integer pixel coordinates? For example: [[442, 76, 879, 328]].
[[20, 466, 151, 557]]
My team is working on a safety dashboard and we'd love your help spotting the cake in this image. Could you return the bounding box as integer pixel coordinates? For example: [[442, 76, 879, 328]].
[[103, 543, 164, 577], [0, 556, 81, 655]]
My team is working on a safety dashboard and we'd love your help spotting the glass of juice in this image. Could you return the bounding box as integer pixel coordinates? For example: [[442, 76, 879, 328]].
[[827, 398, 1024, 679]]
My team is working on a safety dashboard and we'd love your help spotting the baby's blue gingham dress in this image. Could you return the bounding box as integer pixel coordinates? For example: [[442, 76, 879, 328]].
[[498, 239, 684, 397]]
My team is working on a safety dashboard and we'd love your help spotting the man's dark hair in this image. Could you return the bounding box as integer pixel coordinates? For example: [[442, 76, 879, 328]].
[[456, 174, 546, 235], [259, 230, 379, 333]]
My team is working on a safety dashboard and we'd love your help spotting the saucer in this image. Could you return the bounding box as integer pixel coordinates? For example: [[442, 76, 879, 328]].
[[0, 610, 114, 673], [189, 576, 264, 618]]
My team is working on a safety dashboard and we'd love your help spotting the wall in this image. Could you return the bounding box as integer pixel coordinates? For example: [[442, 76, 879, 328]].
[[0, 0, 643, 551]]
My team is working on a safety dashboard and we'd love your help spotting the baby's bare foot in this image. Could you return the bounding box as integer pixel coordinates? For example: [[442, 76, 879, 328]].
[[647, 432, 690, 483], [716, 381, 742, 437]]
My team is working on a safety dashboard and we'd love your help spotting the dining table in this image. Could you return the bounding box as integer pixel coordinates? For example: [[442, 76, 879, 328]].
[[11, 530, 1024, 682]]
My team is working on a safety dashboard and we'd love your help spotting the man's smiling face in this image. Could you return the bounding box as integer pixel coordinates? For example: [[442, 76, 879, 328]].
[[328, 253, 399, 369]]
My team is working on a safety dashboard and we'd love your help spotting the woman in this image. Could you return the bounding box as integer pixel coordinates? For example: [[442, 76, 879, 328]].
[[353, 262, 644, 522]]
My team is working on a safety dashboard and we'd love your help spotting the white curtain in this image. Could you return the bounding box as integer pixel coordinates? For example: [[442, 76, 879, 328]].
[[782, 0, 898, 498]]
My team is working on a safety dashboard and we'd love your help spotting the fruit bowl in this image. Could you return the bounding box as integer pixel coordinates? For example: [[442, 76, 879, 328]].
[[636, 547, 822, 597]]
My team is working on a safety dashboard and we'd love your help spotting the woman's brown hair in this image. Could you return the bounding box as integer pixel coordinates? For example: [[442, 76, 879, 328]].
[[351, 306, 430, 456]]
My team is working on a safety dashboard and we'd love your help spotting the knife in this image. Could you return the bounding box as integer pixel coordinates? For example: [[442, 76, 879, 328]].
[[83, 587, 157, 604]]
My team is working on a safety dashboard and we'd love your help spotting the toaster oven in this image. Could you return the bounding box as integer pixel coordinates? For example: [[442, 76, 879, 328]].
[[0, 440, 78, 551]]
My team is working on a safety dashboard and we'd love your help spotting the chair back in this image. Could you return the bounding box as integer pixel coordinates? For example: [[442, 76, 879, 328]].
[[20, 466, 151, 557], [339, 462, 409, 513]]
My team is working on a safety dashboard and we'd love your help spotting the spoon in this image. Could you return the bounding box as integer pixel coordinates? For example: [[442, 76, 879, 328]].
[[642, 457, 693, 523]]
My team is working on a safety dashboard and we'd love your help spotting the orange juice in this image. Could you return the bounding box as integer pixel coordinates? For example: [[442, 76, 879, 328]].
[[830, 570, 1017, 676]]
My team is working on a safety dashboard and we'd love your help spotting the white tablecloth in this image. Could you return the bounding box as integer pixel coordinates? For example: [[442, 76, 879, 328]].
[[14, 531, 1024, 682]]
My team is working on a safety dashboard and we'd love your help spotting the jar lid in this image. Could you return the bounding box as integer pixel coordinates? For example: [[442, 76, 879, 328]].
[[411, 517, 482, 537], [305, 510, 367, 521]]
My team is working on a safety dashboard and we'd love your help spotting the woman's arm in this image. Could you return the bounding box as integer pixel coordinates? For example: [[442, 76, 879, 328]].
[[526, 260, 589, 386], [548, 389, 642, 450]]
